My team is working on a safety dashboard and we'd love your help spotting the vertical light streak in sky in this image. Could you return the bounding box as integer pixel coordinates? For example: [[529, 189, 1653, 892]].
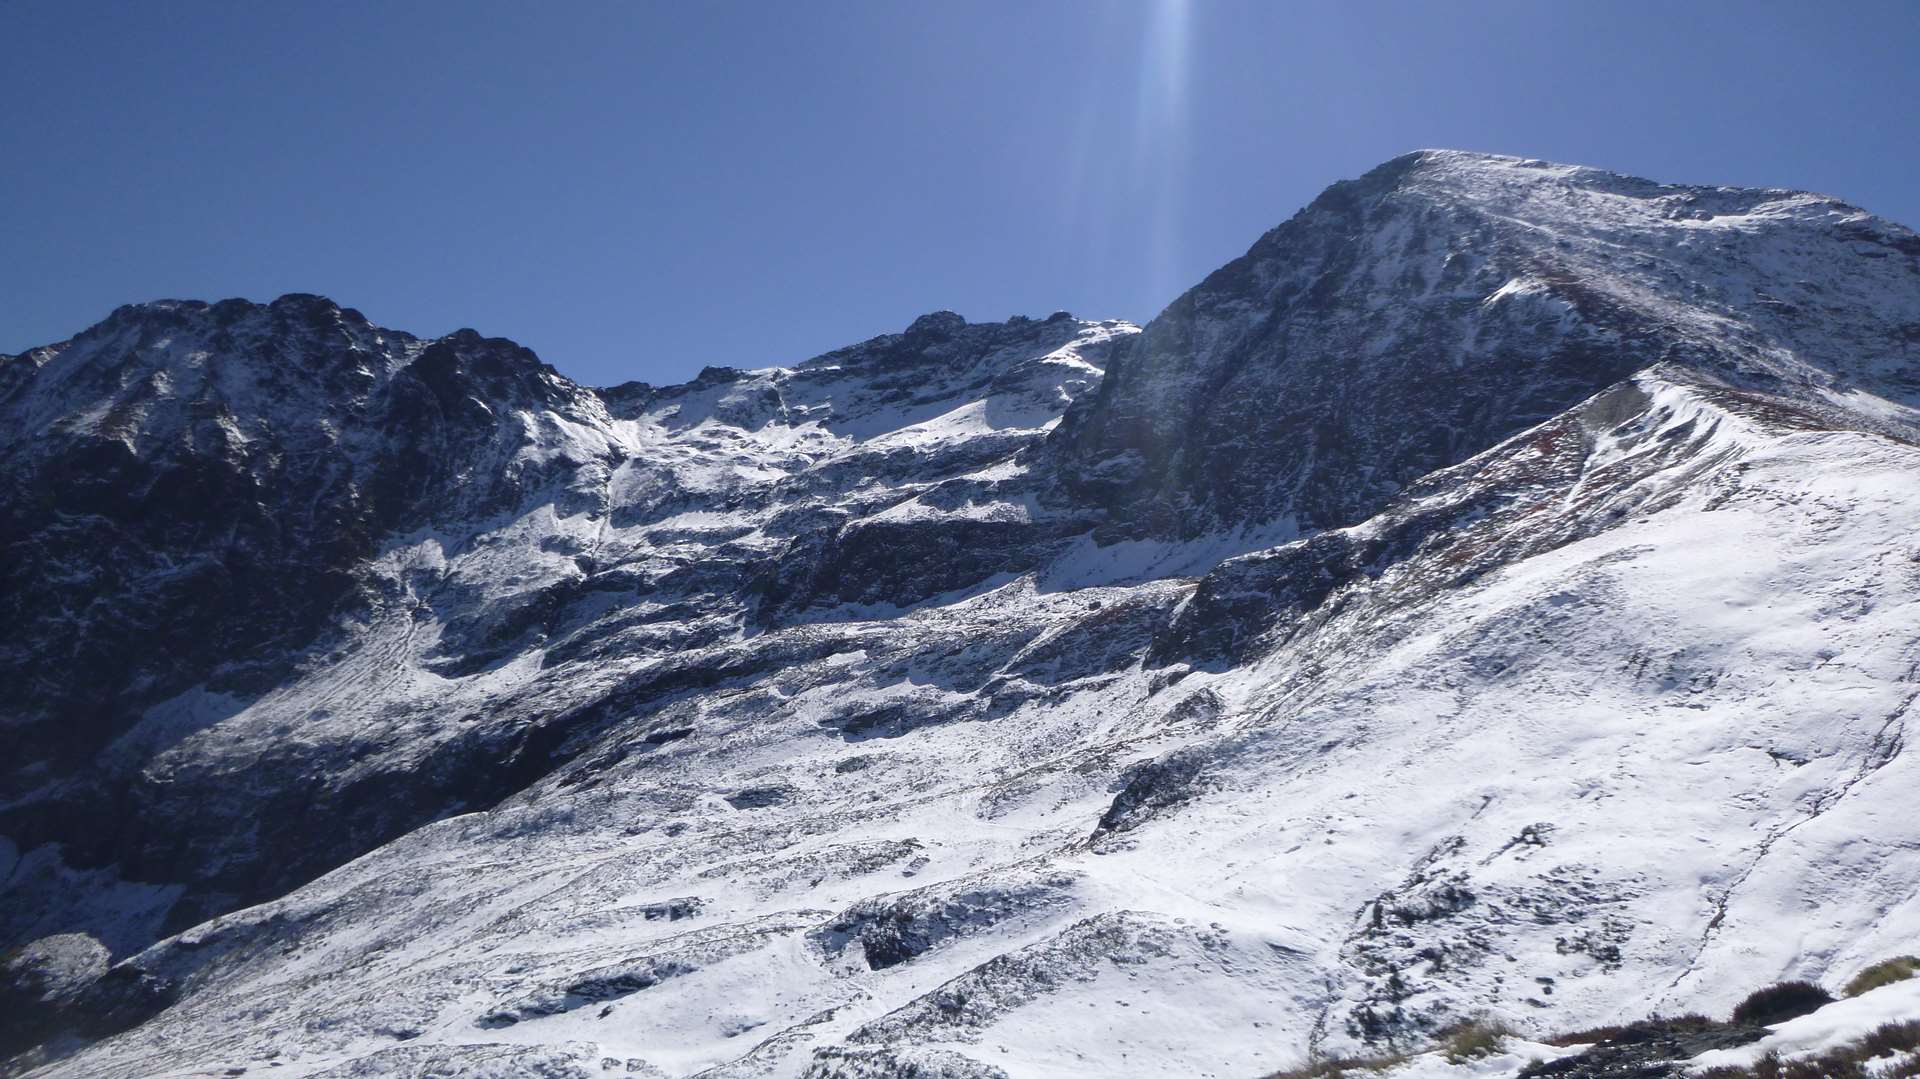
[[1054, 0, 1194, 325], [1135, 0, 1192, 313]]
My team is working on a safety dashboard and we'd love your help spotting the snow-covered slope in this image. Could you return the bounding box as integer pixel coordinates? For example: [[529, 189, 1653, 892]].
[[3, 151, 1918, 1078]]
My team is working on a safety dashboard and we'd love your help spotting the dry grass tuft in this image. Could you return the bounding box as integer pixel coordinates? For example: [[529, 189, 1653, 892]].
[[1440, 1018, 1514, 1063], [1844, 956, 1920, 998]]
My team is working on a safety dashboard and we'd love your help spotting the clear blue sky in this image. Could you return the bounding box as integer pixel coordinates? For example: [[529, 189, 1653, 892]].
[[4, 1, 1917, 387]]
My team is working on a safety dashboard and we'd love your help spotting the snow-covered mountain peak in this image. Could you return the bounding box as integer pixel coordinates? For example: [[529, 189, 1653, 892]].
[[0, 295, 413, 454], [6, 154, 1920, 1078], [1050, 149, 1920, 543], [1372, 146, 1853, 218]]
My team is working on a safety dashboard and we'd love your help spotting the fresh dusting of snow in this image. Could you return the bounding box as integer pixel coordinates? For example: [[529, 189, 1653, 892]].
[[5, 152, 1920, 1078], [26, 373, 1920, 1078]]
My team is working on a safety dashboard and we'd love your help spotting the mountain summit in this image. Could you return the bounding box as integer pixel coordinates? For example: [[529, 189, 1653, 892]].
[[4, 152, 1919, 1077], [1054, 149, 1920, 538]]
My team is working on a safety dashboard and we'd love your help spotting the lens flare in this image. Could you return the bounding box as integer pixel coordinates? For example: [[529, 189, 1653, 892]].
[[1136, 0, 1192, 312]]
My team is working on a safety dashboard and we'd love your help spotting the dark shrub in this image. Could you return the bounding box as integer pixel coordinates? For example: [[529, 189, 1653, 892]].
[[1730, 981, 1835, 1026], [1262, 1052, 1411, 1079], [1542, 1023, 1628, 1048], [1857, 1019, 1920, 1058], [1543, 1013, 1717, 1047]]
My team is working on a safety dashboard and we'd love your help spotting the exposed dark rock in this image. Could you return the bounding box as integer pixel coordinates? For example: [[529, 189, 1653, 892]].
[[813, 874, 1075, 971], [1092, 747, 1212, 839]]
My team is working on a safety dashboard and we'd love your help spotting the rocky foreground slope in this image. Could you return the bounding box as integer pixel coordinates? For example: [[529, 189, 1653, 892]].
[[3, 151, 1919, 1077]]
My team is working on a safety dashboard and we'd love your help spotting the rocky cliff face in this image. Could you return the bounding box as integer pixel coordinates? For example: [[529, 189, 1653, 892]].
[[3, 151, 1919, 1078], [0, 295, 605, 767], [1051, 150, 1920, 539]]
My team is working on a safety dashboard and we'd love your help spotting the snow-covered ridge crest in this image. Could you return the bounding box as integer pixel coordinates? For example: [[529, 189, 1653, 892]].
[[4, 151, 1920, 1077]]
